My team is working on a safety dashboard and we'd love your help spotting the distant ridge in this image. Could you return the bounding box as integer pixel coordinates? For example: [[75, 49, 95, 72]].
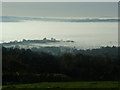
[[1, 16, 119, 22]]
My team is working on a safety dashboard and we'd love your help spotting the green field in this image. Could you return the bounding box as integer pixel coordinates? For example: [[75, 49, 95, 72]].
[[2, 81, 120, 89]]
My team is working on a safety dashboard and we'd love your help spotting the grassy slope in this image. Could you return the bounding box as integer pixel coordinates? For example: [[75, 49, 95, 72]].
[[2, 81, 120, 88]]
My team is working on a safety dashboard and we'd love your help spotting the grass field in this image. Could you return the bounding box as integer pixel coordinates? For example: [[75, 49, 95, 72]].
[[2, 81, 120, 89]]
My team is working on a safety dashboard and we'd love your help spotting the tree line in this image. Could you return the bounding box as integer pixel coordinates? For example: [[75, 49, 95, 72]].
[[2, 47, 120, 85]]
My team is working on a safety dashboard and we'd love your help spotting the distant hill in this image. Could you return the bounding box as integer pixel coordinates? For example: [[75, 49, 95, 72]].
[[2, 38, 74, 46]]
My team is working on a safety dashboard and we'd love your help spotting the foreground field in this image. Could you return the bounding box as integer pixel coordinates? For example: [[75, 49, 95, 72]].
[[2, 81, 120, 88]]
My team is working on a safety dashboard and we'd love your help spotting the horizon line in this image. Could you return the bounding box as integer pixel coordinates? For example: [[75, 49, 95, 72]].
[[0, 16, 119, 22]]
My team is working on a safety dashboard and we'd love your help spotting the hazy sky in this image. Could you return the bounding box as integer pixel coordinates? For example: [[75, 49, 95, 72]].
[[2, 2, 118, 18]]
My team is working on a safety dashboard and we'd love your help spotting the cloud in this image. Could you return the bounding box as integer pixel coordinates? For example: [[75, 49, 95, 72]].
[[0, 16, 119, 23]]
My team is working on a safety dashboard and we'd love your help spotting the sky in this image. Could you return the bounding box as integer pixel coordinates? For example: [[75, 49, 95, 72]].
[[2, 2, 118, 18]]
